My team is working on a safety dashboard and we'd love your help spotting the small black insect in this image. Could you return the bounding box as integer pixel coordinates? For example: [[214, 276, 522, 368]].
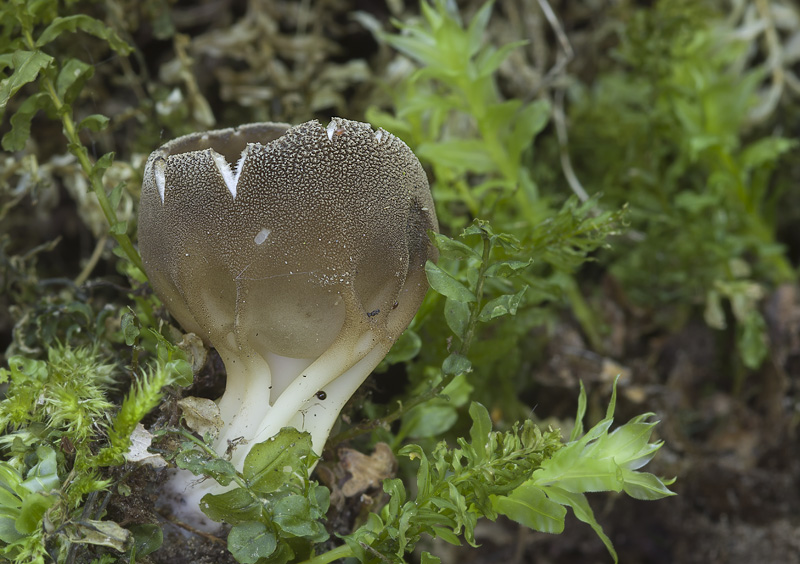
[[315, 390, 327, 400], [367, 309, 380, 318]]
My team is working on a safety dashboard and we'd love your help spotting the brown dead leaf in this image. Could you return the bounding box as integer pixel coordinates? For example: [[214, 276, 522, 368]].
[[339, 442, 397, 497], [177, 396, 223, 439], [317, 442, 398, 534]]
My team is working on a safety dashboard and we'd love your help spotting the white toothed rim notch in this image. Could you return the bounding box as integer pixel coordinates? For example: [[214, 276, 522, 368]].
[[211, 151, 237, 198], [154, 157, 167, 203], [326, 120, 339, 142], [210, 146, 250, 199], [233, 148, 248, 193]]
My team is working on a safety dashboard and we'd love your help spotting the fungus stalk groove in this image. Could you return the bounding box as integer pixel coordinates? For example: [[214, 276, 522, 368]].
[[244, 328, 389, 464], [213, 347, 273, 446]]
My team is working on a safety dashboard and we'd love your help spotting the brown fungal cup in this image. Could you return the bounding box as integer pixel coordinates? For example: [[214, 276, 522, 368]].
[[138, 118, 438, 467]]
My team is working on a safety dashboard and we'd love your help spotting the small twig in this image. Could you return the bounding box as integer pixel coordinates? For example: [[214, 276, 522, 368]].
[[157, 510, 227, 546], [362, 542, 393, 563], [64, 490, 99, 564], [19, 29, 145, 274], [93, 489, 114, 520], [533, 0, 574, 93], [164, 427, 250, 490], [553, 89, 589, 203], [82, 278, 150, 296], [21, 236, 62, 261], [748, 0, 784, 124], [298, 543, 352, 564], [530, 0, 588, 203], [536, 0, 573, 61], [74, 234, 108, 286], [328, 371, 454, 447], [512, 523, 531, 564]]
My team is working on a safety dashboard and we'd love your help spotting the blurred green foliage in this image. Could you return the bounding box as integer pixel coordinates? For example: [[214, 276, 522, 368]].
[[365, 0, 625, 417], [0, 0, 142, 270], [569, 0, 797, 368], [366, 0, 550, 229]]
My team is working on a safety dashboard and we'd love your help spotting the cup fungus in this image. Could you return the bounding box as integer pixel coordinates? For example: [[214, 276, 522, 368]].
[[138, 118, 438, 480]]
